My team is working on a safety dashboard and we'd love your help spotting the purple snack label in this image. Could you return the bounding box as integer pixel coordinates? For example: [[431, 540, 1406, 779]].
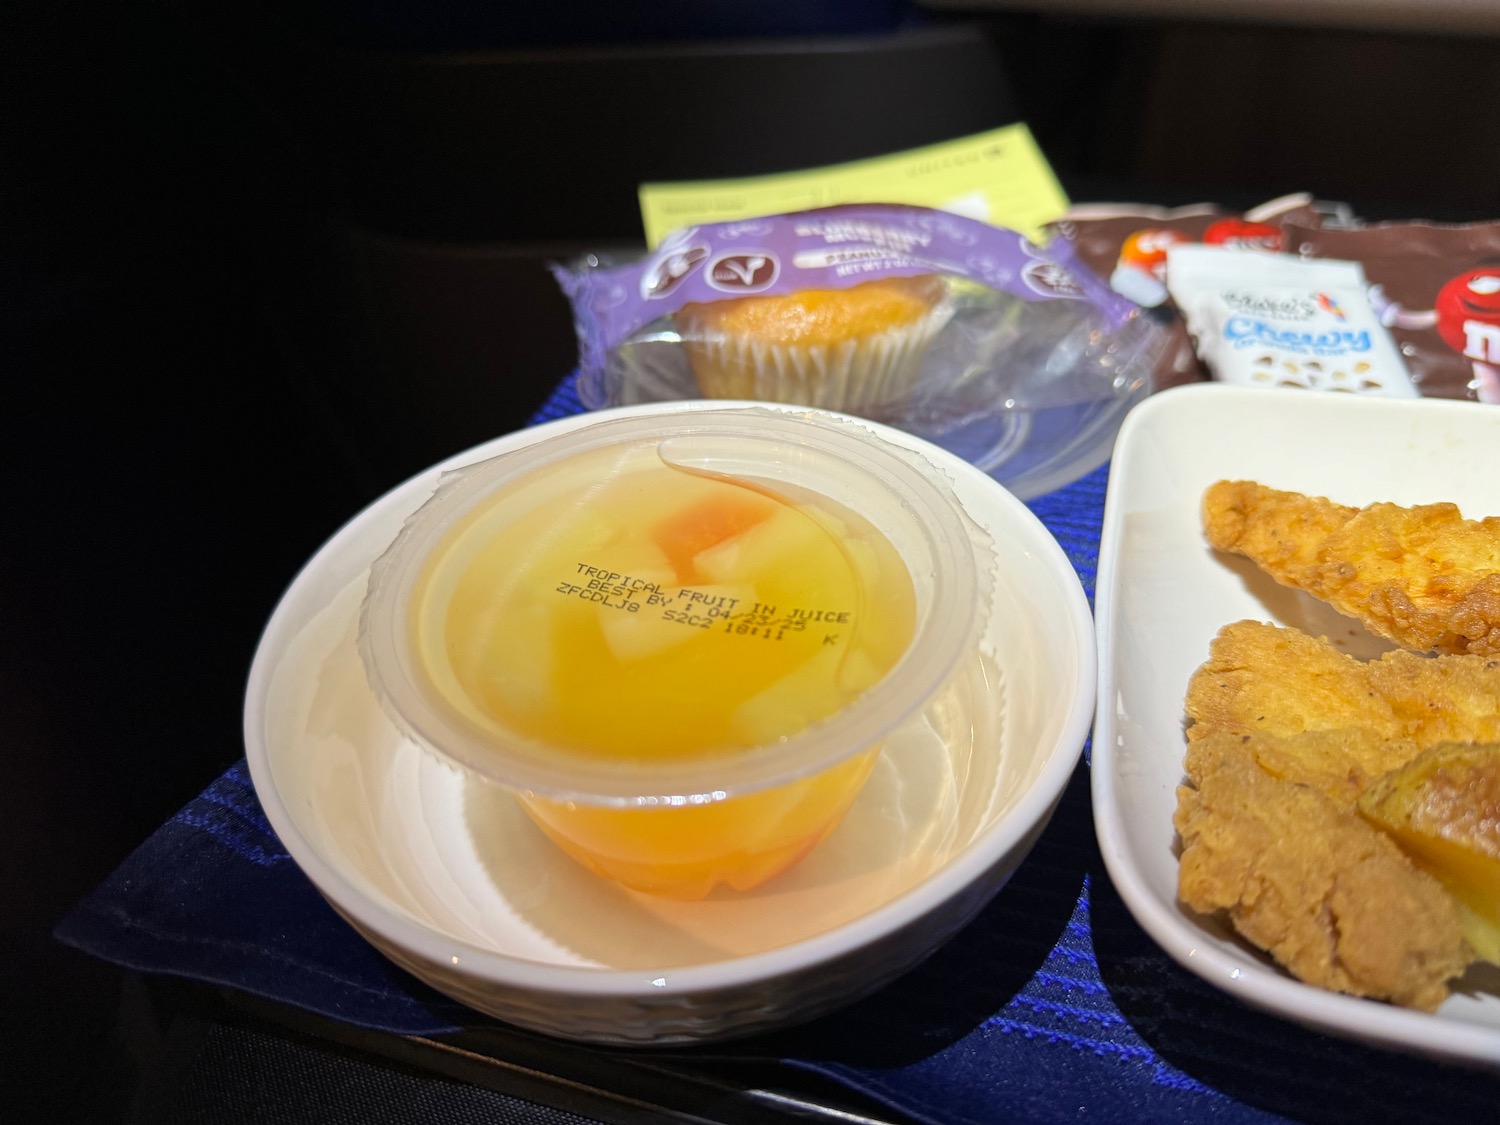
[[554, 204, 1139, 383]]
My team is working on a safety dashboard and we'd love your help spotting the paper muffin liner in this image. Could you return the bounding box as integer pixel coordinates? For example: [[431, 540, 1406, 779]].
[[681, 301, 954, 415]]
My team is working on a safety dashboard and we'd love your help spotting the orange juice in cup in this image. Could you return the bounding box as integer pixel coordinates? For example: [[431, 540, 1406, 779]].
[[360, 408, 984, 899]]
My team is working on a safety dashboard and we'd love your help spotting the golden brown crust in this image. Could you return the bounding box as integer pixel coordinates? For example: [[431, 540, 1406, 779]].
[[1187, 621, 1500, 747], [1185, 620, 1402, 742], [1179, 482, 1500, 1009], [1202, 481, 1500, 656], [1203, 480, 1358, 575], [1175, 731, 1472, 1011], [1183, 724, 1420, 805]]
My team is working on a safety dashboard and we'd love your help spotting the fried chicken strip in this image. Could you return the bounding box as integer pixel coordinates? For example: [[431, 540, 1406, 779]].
[[1186, 620, 1500, 750], [1175, 731, 1472, 1011], [1184, 724, 1418, 805], [1204, 480, 1500, 656]]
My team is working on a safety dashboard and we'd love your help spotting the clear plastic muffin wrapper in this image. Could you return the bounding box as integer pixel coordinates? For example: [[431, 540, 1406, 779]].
[[554, 205, 1171, 499]]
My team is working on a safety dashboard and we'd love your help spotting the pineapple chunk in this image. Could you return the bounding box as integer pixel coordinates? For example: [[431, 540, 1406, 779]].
[[650, 489, 775, 579], [1358, 743, 1500, 962], [694, 505, 830, 586], [835, 645, 885, 695], [597, 608, 698, 663], [466, 596, 556, 718], [731, 644, 873, 745], [584, 535, 676, 590], [598, 583, 754, 662]]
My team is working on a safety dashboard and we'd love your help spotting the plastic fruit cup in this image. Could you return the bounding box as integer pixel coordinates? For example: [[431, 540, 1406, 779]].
[[358, 406, 985, 899]]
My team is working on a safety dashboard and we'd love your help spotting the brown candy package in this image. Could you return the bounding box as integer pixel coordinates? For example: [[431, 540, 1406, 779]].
[[1048, 195, 1324, 391], [1282, 220, 1500, 403]]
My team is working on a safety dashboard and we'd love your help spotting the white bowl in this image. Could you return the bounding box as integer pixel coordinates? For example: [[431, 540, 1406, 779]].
[[1093, 383, 1500, 1067], [244, 401, 1095, 1044]]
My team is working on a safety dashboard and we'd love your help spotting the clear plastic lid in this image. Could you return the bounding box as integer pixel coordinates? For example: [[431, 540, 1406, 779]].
[[359, 407, 992, 806]]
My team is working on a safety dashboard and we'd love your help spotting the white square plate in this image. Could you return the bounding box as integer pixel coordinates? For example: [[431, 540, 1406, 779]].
[[1092, 383, 1500, 1066]]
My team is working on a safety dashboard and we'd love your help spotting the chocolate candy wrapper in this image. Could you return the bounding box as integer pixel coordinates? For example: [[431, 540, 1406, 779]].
[[1282, 219, 1500, 403], [1047, 194, 1324, 391], [553, 205, 1171, 500]]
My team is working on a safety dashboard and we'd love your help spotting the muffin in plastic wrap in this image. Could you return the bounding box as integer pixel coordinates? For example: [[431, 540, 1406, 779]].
[[554, 205, 1168, 499], [676, 273, 951, 411]]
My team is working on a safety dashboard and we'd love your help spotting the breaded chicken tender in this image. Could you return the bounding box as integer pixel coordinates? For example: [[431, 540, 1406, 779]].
[[1184, 725, 1419, 805], [1187, 621, 1500, 749], [1175, 731, 1472, 1011], [1204, 480, 1500, 656]]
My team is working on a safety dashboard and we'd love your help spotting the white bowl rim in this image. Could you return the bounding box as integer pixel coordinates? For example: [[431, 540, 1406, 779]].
[[244, 400, 1096, 1002]]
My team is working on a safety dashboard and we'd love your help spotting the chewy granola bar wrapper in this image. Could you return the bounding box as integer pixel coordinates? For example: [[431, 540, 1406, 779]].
[[1165, 245, 1419, 398], [554, 205, 1169, 499], [1282, 218, 1500, 403], [1047, 194, 1324, 391]]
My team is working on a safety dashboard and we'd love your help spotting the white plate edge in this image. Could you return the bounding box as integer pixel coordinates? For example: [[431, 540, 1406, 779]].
[[1090, 383, 1500, 1066]]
